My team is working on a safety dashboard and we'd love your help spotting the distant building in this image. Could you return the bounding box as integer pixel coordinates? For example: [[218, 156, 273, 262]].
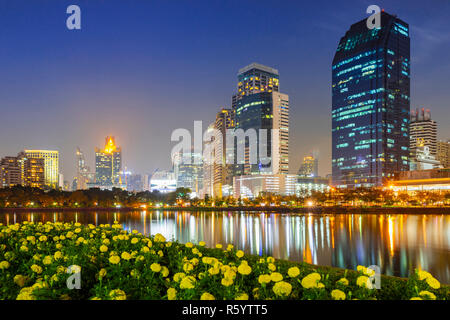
[[76, 147, 94, 190], [142, 174, 150, 191], [0, 156, 22, 187], [22, 157, 45, 188], [437, 140, 450, 168], [232, 63, 289, 176], [173, 150, 203, 198], [391, 168, 450, 193], [202, 123, 216, 198], [295, 177, 330, 196], [126, 173, 144, 192], [410, 108, 438, 169], [150, 170, 176, 193], [24, 150, 59, 189], [233, 174, 296, 199], [332, 12, 410, 188], [411, 146, 441, 171], [95, 136, 122, 190], [1, 152, 46, 189], [298, 155, 319, 177], [213, 108, 233, 197]]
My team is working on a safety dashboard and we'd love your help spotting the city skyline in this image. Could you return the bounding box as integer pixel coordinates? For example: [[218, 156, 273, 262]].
[[1, 0, 449, 182]]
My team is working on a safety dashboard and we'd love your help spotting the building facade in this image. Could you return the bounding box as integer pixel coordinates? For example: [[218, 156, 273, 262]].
[[24, 150, 59, 188], [410, 108, 438, 169], [75, 147, 94, 190], [0, 153, 45, 188], [332, 12, 410, 188], [150, 170, 176, 193], [95, 136, 122, 189], [233, 174, 296, 199], [298, 155, 319, 178], [437, 140, 450, 168]]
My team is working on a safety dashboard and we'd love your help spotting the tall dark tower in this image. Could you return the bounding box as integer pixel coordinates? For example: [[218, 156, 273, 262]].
[[332, 12, 410, 188]]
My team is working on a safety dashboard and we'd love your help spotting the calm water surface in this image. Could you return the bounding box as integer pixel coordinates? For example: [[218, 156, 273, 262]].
[[1, 210, 449, 283]]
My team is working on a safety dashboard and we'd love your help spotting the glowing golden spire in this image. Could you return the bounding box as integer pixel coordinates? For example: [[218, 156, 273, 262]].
[[103, 136, 117, 154]]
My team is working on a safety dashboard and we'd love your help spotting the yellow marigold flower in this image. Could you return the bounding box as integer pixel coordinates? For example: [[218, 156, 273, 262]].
[[331, 289, 346, 300], [167, 288, 177, 300], [301, 272, 321, 289], [38, 235, 47, 242], [16, 287, 35, 300], [158, 250, 164, 257], [208, 267, 220, 275], [224, 269, 236, 280], [109, 255, 120, 264], [419, 290, 436, 300], [43, 256, 53, 265], [121, 252, 131, 260], [130, 269, 139, 278], [259, 258, 265, 264], [165, 241, 172, 247], [268, 263, 276, 272], [227, 244, 234, 251], [180, 276, 196, 289], [0, 260, 10, 269], [272, 281, 292, 297], [185, 242, 194, 248], [141, 246, 150, 253], [56, 243, 62, 249], [317, 282, 325, 288], [410, 297, 422, 300], [150, 263, 162, 273], [14, 274, 27, 287], [258, 274, 271, 284], [100, 245, 108, 253], [425, 277, 440, 289], [54, 251, 63, 260], [74, 228, 81, 234], [236, 293, 249, 300], [183, 263, 194, 273], [417, 270, 432, 281], [173, 272, 186, 282], [109, 289, 127, 300], [237, 262, 252, 275], [356, 275, 371, 288], [161, 266, 170, 277], [221, 277, 234, 287], [30, 264, 43, 274], [253, 288, 259, 299], [270, 272, 283, 282], [20, 245, 28, 252], [199, 241, 206, 247], [131, 238, 139, 244], [154, 233, 166, 242], [236, 250, 244, 258], [287, 267, 300, 278], [337, 277, 349, 286], [200, 292, 215, 300], [99, 268, 107, 278], [266, 257, 275, 263], [215, 244, 223, 249]]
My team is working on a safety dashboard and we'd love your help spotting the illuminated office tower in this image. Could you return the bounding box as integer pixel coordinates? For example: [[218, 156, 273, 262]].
[[213, 108, 233, 197], [23, 157, 45, 188], [298, 155, 319, 178], [0, 156, 21, 187], [24, 150, 59, 188], [202, 123, 216, 198], [95, 136, 122, 189], [232, 63, 289, 176], [173, 150, 203, 198], [76, 147, 94, 190], [332, 12, 410, 188], [437, 140, 450, 168], [410, 108, 437, 158]]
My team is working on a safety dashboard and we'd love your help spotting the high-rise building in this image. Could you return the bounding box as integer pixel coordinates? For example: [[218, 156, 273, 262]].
[[202, 123, 216, 198], [298, 155, 319, 178], [0, 156, 22, 187], [24, 150, 59, 188], [150, 170, 176, 193], [232, 63, 289, 176], [410, 108, 438, 157], [437, 140, 450, 168], [76, 147, 94, 190], [213, 108, 233, 197], [95, 136, 122, 189], [332, 12, 410, 188], [173, 149, 203, 197], [23, 157, 45, 188]]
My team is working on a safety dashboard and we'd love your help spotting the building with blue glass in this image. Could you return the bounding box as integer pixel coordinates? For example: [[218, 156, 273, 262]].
[[332, 12, 410, 188]]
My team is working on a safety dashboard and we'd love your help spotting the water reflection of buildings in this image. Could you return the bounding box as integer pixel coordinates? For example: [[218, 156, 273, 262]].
[[0, 210, 448, 283]]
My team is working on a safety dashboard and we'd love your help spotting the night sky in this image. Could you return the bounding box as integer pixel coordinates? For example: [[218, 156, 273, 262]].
[[0, 0, 449, 181]]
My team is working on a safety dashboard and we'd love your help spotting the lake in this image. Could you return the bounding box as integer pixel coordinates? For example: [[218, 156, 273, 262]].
[[1, 210, 449, 284]]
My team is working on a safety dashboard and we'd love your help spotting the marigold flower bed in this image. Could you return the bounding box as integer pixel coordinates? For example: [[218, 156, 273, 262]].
[[0, 221, 448, 300]]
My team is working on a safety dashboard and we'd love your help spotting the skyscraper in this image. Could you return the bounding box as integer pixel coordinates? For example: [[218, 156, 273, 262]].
[[173, 149, 203, 197], [95, 136, 122, 189], [298, 155, 319, 178], [332, 12, 410, 188], [410, 108, 438, 157], [24, 150, 59, 188], [0, 153, 45, 188], [76, 147, 94, 190], [213, 108, 233, 197], [232, 63, 289, 176], [437, 140, 450, 168]]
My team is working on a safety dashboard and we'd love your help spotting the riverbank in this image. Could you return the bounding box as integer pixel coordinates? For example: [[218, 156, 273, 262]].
[[0, 221, 448, 300], [1, 205, 449, 214]]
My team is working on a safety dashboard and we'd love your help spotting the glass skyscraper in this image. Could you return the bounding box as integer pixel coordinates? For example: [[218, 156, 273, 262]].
[[95, 136, 122, 189], [332, 12, 410, 188]]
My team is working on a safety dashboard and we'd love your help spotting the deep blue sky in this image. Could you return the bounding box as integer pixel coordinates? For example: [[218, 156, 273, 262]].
[[0, 0, 449, 181]]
